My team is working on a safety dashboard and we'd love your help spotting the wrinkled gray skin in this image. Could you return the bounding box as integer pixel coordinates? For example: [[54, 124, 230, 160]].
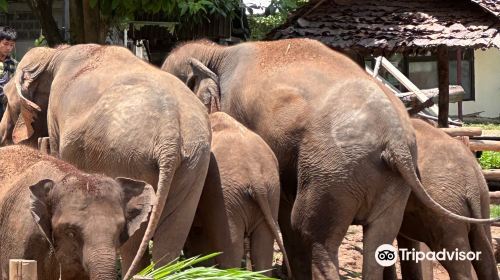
[[0, 44, 212, 279], [384, 119, 499, 280], [0, 145, 154, 280], [184, 112, 291, 276], [162, 39, 498, 280]]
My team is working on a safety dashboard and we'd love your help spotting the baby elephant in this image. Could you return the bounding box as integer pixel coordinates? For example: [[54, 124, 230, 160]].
[[385, 119, 498, 280], [0, 146, 154, 280], [185, 112, 291, 276]]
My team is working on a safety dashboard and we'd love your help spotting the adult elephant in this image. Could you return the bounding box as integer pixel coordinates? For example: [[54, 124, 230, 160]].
[[385, 119, 499, 280], [162, 38, 498, 279], [0, 44, 212, 279]]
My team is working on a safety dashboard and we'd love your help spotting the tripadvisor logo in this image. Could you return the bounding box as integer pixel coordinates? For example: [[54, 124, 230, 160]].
[[375, 244, 398, 267], [375, 244, 482, 267]]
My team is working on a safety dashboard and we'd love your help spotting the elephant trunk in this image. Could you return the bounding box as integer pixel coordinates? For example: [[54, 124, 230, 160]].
[[84, 246, 118, 280]]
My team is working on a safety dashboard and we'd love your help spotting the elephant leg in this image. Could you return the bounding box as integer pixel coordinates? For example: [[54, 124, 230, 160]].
[[120, 222, 151, 277], [428, 236, 473, 280], [469, 224, 499, 280], [151, 164, 207, 267], [214, 217, 245, 269], [292, 183, 359, 280], [249, 221, 274, 276], [395, 234, 423, 280], [278, 189, 311, 279], [362, 198, 407, 280]]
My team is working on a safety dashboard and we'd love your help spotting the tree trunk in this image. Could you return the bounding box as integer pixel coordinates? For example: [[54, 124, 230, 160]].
[[69, 0, 109, 44], [26, 0, 63, 47], [69, 0, 85, 43]]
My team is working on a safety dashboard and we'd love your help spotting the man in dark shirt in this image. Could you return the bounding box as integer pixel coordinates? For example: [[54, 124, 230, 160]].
[[0, 26, 17, 120]]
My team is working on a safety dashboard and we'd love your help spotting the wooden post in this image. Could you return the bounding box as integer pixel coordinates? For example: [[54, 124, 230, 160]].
[[9, 260, 37, 280], [437, 45, 450, 128], [456, 49, 463, 121]]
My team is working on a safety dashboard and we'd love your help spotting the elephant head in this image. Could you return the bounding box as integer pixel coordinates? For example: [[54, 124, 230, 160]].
[[0, 47, 58, 146], [162, 45, 221, 113], [30, 174, 154, 280]]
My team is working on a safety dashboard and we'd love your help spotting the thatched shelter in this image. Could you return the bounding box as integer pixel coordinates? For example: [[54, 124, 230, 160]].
[[267, 0, 500, 126]]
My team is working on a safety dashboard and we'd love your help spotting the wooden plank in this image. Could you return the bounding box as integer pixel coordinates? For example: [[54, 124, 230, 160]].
[[380, 57, 439, 116], [437, 45, 450, 128], [469, 140, 500, 152], [9, 260, 37, 280], [365, 65, 400, 95], [484, 170, 500, 181], [440, 127, 482, 137]]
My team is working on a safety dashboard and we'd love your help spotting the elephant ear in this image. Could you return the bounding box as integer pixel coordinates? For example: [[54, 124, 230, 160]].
[[187, 58, 221, 113], [29, 179, 55, 249], [12, 69, 42, 144], [115, 177, 155, 244]]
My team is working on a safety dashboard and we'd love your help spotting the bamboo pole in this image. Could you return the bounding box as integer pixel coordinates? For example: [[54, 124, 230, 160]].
[[9, 260, 37, 280]]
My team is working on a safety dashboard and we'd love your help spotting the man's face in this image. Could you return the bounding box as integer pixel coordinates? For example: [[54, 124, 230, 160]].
[[0, 39, 15, 57]]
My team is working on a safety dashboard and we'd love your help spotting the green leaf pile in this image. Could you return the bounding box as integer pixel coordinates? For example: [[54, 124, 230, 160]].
[[136, 252, 277, 280]]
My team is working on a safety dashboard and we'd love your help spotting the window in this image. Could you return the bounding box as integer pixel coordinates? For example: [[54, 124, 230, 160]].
[[366, 49, 475, 101]]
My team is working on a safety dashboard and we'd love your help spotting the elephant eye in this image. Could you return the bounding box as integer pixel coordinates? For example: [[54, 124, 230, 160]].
[[65, 229, 76, 239]]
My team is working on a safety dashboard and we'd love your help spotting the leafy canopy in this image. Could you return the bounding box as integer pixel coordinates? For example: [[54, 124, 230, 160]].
[[89, 0, 241, 24]]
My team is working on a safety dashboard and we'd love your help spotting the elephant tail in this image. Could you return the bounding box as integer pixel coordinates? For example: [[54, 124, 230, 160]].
[[382, 144, 500, 224], [253, 188, 293, 278], [123, 164, 177, 280]]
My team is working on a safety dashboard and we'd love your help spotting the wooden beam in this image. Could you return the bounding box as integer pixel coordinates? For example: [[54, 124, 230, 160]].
[[9, 260, 37, 280], [437, 45, 450, 128], [380, 57, 440, 116], [484, 170, 500, 181], [440, 127, 482, 137], [469, 140, 500, 152], [400, 85, 464, 104], [490, 191, 500, 204]]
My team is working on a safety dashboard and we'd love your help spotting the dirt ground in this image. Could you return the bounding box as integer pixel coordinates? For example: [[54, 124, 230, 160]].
[[272, 225, 500, 279]]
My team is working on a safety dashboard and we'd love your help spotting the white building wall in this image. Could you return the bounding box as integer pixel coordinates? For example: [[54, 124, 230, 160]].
[[450, 48, 500, 118]]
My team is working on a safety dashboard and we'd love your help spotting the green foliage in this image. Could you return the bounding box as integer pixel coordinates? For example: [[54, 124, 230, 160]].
[[263, 0, 307, 15], [91, 0, 240, 25], [248, 13, 286, 40], [34, 35, 47, 47], [479, 151, 500, 170], [137, 252, 276, 279], [247, 0, 308, 40], [490, 205, 500, 219], [0, 0, 7, 13]]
